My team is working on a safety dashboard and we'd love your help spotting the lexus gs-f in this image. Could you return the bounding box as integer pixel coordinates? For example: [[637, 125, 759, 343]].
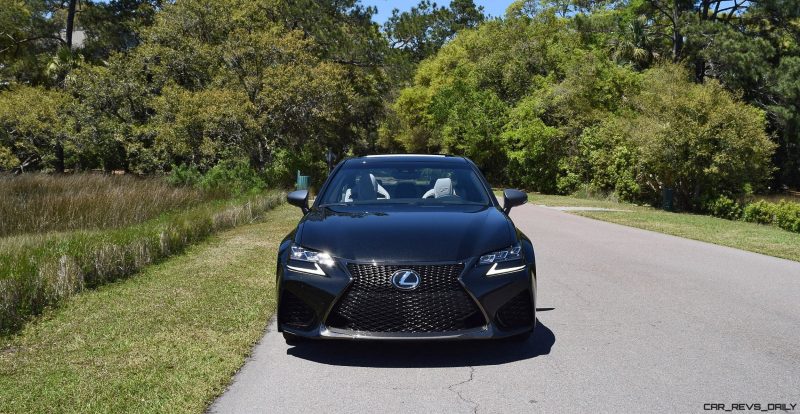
[[277, 155, 536, 343]]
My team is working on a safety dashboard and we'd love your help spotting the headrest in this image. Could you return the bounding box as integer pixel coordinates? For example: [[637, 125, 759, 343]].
[[433, 178, 453, 198], [355, 173, 377, 200]]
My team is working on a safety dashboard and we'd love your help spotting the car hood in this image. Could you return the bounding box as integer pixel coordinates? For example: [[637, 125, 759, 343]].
[[296, 204, 515, 262]]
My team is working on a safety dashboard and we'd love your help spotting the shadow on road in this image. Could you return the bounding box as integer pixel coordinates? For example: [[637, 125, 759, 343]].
[[286, 320, 555, 368]]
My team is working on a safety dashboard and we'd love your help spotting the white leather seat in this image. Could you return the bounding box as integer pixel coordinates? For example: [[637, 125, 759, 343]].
[[422, 178, 455, 199], [344, 174, 390, 201]]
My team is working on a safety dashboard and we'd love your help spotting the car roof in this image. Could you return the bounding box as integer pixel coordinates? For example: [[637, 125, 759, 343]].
[[346, 154, 468, 164]]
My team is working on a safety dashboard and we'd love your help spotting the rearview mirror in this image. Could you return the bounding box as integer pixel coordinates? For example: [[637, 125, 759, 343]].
[[287, 190, 309, 214], [502, 189, 527, 214]]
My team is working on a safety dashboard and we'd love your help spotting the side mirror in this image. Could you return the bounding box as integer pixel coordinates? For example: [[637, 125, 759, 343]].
[[502, 189, 527, 214], [287, 190, 309, 214]]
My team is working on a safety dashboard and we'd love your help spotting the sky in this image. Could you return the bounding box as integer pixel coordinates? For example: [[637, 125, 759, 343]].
[[364, 0, 516, 23]]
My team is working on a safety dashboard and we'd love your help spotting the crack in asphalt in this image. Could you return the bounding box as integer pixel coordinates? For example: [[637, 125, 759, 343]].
[[447, 366, 478, 413]]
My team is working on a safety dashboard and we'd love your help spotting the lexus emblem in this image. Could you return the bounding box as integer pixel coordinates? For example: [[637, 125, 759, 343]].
[[390, 269, 420, 290]]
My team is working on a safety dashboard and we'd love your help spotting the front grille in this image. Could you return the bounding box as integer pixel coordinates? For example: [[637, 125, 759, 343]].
[[495, 290, 533, 329], [279, 290, 316, 330], [326, 263, 486, 333]]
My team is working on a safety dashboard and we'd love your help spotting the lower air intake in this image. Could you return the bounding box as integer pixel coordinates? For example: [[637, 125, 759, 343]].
[[495, 290, 534, 330], [279, 290, 316, 330]]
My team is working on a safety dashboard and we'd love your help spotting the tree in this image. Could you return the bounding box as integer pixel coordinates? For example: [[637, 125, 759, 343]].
[[0, 0, 64, 86], [78, 0, 162, 60], [0, 86, 75, 172], [605, 65, 775, 208], [383, 0, 484, 84]]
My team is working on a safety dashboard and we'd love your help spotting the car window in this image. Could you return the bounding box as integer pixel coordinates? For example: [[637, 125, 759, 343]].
[[318, 163, 490, 206]]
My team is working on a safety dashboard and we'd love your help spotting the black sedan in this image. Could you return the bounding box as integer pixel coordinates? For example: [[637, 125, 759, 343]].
[[276, 154, 536, 343]]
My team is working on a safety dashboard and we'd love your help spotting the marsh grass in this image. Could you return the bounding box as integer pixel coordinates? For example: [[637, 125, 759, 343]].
[[0, 173, 223, 237], [0, 191, 285, 334], [0, 205, 300, 413]]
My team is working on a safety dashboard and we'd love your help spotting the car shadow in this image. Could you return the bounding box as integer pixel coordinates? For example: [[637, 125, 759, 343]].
[[286, 319, 555, 368]]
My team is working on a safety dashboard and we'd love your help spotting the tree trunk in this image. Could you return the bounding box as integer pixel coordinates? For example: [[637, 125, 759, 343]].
[[65, 0, 78, 50], [694, 58, 706, 83], [55, 141, 65, 173], [671, 2, 683, 61]]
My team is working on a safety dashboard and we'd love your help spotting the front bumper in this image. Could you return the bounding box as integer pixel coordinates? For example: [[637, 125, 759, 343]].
[[276, 257, 535, 340]]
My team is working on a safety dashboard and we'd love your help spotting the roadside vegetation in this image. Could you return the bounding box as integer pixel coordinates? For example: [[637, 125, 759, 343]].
[[2, 0, 799, 207], [0, 204, 300, 413], [0, 173, 223, 237], [0, 166, 282, 335], [529, 194, 800, 261]]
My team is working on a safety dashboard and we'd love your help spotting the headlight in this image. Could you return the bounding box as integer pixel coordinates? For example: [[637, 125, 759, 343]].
[[479, 244, 522, 265], [287, 244, 334, 276], [479, 244, 526, 276], [290, 245, 335, 266]]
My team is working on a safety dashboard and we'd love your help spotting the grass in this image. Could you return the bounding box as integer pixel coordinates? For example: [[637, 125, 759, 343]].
[[528, 193, 640, 209], [527, 193, 800, 261], [0, 191, 285, 334], [0, 174, 222, 237], [0, 204, 301, 413]]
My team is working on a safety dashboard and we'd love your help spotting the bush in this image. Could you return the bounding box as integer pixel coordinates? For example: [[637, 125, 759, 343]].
[[199, 159, 266, 196], [168, 160, 266, 196], [742, 199, 800, 232], [705, 196, 743, 220], [167, 164, 203, 187], [743, 200, 774, 224], [772, 201, 800, 232], [592, 64, 775, 210]]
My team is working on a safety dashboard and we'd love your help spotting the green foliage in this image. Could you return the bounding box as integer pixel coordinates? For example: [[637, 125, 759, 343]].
[[263, 147, 328, 189], [152, 86, 258, 170], [704, 195, 743, 220], [166, 164, 203, 187], [199, 160, 266, 196], [2, 0, 799, 205], [0, 86, 75, 172], [0, 0, 63, 86], [1, 0, 387, 175], [168, 160, 267, 196], [0, 191, 285, 334], [384, 0, 485, 68], [743, 200, 775, 225], [572, 121, 640, 199], [588, 64, 775, 208], [501, 96, 563, 192], [743, 200, 800, 233]]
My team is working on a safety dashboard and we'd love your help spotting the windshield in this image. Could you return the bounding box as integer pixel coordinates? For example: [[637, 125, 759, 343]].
[[318, 162, 491, 206]]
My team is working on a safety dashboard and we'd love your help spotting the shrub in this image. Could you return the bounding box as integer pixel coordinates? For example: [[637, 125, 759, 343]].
[[705, 196, 743, 220], [772, 201, 800, 233], [200, 159, 266, 196], [594, 64, 776, 209], [742, 199, 800, 233], [167, 164, 203, 187]]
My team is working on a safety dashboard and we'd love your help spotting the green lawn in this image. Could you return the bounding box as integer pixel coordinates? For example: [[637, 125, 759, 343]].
[[526, 193, 800, 262], [0, 204, 301, 413]]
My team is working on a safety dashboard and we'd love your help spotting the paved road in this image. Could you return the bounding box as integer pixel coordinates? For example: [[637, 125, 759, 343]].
[[210, 204, 800, 413]]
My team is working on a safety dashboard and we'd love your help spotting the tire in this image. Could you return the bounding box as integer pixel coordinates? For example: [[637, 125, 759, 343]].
[[283, 332, 305, 345]]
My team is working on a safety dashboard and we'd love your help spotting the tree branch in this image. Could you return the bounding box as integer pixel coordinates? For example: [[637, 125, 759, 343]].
[[0, 35, 66, 54]]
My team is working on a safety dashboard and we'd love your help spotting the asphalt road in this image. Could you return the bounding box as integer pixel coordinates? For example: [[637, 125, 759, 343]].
[[210, 204, 800, 413]]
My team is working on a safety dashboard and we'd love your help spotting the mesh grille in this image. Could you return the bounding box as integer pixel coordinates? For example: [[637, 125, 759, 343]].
[[495, 290, 533, 329], [326, 263, 486, 333], [279, 290, 316, 329]]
